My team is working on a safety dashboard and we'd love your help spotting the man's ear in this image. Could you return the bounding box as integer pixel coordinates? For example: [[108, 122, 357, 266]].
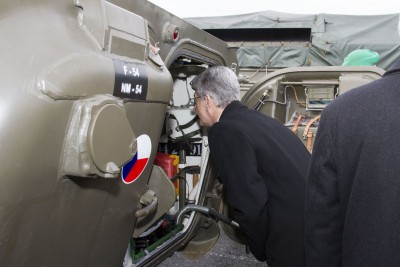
[[204, 94, 211, 108], [205, 94, 217, 108]]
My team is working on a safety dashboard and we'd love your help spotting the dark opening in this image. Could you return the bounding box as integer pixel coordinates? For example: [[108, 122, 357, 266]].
[[204, 28, 311, 42]]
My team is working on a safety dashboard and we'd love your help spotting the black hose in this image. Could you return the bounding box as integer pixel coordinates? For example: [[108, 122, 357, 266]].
[[176, 204, 240, 228]]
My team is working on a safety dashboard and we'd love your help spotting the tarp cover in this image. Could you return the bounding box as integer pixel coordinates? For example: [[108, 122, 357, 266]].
[[185, 11, 400, 70]]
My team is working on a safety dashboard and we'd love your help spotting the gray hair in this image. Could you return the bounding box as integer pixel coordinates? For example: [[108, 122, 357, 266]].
[[191, 66, 240, 108]]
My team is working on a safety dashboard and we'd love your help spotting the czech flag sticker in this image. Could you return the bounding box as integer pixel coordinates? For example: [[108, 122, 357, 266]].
[[121, 134, 151, 184]]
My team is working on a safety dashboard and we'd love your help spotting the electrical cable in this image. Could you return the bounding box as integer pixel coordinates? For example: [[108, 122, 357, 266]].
[[253, 84, 309, 111], [168, 114, 197, 150], [253, 86, 288, 110], [287, 84, 306, 107]]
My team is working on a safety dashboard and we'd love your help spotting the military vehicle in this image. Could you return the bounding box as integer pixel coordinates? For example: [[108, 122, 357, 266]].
[[0, 1, 385, 266]]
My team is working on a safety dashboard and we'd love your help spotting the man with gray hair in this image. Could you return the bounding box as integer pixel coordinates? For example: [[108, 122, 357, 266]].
[[191, 66, 310, 266]]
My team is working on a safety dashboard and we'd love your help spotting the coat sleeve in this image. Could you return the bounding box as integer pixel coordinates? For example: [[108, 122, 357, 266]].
[[209, 122, 268, 261], [304, 110, 342, 267]]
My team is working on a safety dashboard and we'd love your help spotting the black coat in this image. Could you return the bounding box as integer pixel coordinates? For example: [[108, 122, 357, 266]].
[[305, 59, 400, 267], [208, 101, 310, 266]]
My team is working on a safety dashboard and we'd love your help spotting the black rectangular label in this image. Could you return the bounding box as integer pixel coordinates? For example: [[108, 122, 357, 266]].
[[158, 143, 202, 157], [113, 59, 148, 100]]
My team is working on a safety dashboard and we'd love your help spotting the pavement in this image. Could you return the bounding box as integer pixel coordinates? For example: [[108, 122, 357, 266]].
[[158, 226, 267, 267]]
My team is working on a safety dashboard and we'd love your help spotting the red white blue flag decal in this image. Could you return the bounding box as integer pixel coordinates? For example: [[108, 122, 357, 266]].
[[121, 134, 151, 184]]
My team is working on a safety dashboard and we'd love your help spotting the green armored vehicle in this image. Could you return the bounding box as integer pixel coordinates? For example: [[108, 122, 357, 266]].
[[0, 1, 387, 266]]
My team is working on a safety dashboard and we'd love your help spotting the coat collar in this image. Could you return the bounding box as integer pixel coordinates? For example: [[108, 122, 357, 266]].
[[384, 58, 400, 77], [219, 101, 245, 121]]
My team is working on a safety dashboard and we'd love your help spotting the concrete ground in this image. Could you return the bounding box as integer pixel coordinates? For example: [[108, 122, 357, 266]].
[[158, 226, 267, 267]]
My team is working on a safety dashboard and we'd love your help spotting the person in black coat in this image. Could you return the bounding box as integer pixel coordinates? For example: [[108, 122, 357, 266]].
[[305, 58, 400, 266], [191, 66, 310, 266]]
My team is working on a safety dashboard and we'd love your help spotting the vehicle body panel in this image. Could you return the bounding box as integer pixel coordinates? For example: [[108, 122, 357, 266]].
[[0, 1, 239, 266]]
